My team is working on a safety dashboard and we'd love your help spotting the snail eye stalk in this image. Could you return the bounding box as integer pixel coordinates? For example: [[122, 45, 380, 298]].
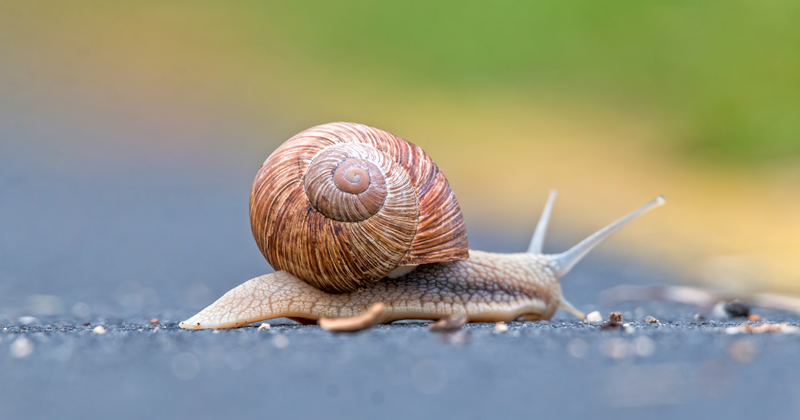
[[549, 196, 665, 278], [528, 189, 558, 254]]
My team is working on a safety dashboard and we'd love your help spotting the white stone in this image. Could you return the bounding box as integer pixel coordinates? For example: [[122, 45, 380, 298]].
[[10, 337, 34, 358], [585, 311, 603, 323]]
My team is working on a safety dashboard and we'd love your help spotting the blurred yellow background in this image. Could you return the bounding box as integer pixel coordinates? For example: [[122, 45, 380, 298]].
[[2, 1, 799, 291]]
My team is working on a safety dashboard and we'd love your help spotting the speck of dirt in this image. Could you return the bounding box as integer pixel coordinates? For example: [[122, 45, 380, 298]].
[[601, 321, 624, 331], [725, 301, 751, 318]]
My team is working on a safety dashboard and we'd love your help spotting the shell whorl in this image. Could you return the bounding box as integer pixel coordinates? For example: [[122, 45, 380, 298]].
[[250, 122, 468, 293], [303, 144, 391, 222]]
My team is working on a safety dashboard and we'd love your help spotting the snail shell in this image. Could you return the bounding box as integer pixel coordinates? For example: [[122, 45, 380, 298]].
[[250, 122, 468, 293]]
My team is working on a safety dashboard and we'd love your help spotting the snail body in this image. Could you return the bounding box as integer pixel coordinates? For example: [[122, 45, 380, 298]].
[[180, 251, 561, 330], [180, 123, 664, 330]]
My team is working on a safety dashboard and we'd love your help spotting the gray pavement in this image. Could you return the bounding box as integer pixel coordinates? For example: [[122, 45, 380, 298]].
[[2, 261, 799, 420], [3, 109, 797, 420]]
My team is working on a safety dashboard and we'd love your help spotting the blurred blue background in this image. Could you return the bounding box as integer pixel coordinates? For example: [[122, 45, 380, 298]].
[[4, 2, 800, 317], [3, 3, 800, 420]]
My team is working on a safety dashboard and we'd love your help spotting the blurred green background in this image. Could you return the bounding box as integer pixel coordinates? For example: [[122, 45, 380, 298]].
[[2, 1, 800, 292], [263, 1, 800, 165]]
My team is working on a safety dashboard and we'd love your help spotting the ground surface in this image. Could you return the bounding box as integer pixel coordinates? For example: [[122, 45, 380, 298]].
[[2, 258, 799, 420], [4, 126, 797, 419]]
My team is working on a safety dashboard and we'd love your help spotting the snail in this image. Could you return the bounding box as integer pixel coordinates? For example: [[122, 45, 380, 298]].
[[179, 122, 664, 331]]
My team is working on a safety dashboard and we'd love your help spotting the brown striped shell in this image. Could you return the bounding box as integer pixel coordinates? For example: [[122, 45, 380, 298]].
[[250, 122, 469, 293]]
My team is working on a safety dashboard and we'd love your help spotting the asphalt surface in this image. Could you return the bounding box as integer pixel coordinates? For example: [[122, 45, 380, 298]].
[[4, 109, 798, 419], [3, 258, 800, 420]]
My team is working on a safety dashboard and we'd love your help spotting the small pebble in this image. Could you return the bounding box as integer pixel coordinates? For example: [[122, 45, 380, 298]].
[[92, 325, 106, 334], [212, 329, 220, 334], [258, 323, 271, 331], [601, 321, 624, 331], [18, 316, 39, 325], [494, 322, 509, 333], [83, 323, 91, 327], [609, 312, 623, 323], [585, 311, 602, 323], [150, 318, 159, 325], [644, 316, 659, 323], [724, 301, 750, 318], [748, 314, 760, 322], [727, 322, 799, 335], [725, 326, 740, 335], [153, 327, 160, 333], [10, 337, 34, 358]]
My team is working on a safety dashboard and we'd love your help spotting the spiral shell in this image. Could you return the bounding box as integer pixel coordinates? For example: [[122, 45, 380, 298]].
[[250, 122, 468, 293]]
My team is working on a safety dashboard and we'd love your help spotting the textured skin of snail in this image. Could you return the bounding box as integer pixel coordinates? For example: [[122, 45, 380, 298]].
[[180, 250, 561, 329]]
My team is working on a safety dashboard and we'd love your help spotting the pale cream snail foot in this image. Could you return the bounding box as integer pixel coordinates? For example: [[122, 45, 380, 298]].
[[178, 271, 329, 330]]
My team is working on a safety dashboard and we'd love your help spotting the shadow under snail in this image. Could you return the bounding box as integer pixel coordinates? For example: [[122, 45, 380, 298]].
[[180, 122, 664, 331]]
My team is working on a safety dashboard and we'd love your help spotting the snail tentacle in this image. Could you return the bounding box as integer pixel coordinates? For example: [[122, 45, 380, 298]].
[[528, 189, 558, 254], [558, 298, 586, 320], [548, 196, 666, 278]]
